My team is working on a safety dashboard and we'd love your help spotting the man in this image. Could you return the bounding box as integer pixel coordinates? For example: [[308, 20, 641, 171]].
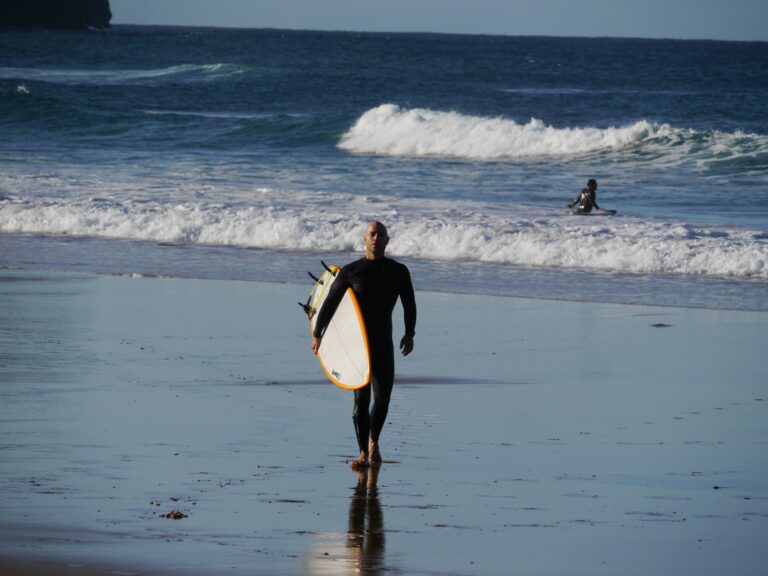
[[567, 178, 603, 214], [311, 221, 416, 468]]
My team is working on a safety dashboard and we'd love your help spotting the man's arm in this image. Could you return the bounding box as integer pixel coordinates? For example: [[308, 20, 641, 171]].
[[399, 266, 416, 356]]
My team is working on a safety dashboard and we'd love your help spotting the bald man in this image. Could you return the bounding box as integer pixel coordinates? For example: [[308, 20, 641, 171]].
[[312, 221, 416, 467]]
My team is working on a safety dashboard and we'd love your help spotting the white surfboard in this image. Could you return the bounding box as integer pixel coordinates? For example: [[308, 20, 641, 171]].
[[303, 264, 370, 390], [572, 209, 617, 216]]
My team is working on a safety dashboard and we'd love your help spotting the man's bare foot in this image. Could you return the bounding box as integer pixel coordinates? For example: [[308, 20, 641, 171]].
[[350, 451, 368, 470], [368, 440, 382, 465]]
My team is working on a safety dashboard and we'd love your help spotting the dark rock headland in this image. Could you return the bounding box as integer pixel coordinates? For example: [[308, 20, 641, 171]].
[[0, 0, 112, 30]]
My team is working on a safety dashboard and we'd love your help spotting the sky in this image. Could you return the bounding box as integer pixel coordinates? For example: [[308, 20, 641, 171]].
[[110, 0, 768, 42]]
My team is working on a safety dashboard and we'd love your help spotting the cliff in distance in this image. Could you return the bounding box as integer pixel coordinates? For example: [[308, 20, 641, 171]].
[[0, 0, 112, 30]]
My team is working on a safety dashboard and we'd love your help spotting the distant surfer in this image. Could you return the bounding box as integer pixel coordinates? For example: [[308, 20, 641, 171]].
[[311, 221, 416, 468], [567, 178, 610, 214]]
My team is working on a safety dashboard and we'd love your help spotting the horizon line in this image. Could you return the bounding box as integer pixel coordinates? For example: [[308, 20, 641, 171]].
[[105, 22, 767, 44]]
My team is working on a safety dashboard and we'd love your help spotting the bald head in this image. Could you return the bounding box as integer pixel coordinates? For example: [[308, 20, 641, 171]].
[[363, 220, 389, 260]]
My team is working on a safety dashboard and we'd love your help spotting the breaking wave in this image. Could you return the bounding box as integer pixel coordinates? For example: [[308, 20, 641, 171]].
[[339, 104, 768, 167], [1, 192, 765, 280]]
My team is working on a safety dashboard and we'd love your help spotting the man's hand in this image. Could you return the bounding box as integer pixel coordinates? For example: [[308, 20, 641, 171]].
[[399, 335, 414, 357], [311, 335, 322, 355]]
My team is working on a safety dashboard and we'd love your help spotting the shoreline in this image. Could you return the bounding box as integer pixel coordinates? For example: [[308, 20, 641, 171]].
[[6, 265, 767, 313], [2, 234, 768, 312], [1, 269, 766, 575]]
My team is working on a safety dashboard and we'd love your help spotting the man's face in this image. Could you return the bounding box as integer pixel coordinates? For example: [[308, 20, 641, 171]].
[[364, 223, 389, 257]]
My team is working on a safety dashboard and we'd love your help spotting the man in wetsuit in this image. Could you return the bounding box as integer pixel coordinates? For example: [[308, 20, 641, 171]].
[[567, 178, 602, 213], [311, 221, 416, 468]]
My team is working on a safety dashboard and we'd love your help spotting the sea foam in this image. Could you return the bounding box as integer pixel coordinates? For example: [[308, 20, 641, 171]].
[[1, 192, 765, 281]]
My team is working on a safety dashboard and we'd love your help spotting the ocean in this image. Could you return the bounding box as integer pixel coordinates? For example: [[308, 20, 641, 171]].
[[1, 26, 767, 310]]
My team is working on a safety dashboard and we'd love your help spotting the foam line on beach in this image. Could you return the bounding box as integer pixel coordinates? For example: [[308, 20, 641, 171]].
[[1, 192, 766, 280]]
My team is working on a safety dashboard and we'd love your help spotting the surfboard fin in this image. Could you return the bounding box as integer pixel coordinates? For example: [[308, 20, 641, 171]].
[[308, 271, 321, 283], [321, 260, 337, 276], [298, 301, 313, 316]]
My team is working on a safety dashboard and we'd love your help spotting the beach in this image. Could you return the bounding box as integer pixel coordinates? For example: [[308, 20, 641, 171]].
[[1, 269, 766, 575], [2, 21, 767, 576]]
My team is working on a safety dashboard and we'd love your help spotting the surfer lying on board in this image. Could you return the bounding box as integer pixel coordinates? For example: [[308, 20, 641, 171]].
[[567, 178, 608, 214], [312, 221, 416, 468]]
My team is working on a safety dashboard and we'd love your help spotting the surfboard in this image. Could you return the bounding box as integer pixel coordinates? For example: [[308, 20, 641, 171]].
[[300, 263, 370, 390], [572, 209, 617, 216]]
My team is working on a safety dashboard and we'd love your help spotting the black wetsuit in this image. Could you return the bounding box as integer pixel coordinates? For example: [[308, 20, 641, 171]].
[[313, 257, 416, 453], [571, 188, 600, 213]]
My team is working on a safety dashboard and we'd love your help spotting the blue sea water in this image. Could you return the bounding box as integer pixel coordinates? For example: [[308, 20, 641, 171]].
[[1, 26, 767, 309]]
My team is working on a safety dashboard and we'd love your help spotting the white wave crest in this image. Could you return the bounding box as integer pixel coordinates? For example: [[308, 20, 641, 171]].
[[338, 104, 658, 159], [339, 104, 768, 167], [1, 193, 765, 281]]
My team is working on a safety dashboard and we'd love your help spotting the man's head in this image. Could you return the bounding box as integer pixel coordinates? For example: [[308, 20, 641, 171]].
[[587, 179, 598, 190], [363, 221, 389, 260]]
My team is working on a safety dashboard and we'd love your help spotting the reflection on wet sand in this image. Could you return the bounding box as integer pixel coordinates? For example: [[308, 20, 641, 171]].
[[302, 467, 389, 575], [347, 467, 385, 574]]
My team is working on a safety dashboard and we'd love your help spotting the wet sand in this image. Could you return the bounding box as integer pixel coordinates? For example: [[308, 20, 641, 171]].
[[1, 269, 766, 575], [0, 556, 167, 576]]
